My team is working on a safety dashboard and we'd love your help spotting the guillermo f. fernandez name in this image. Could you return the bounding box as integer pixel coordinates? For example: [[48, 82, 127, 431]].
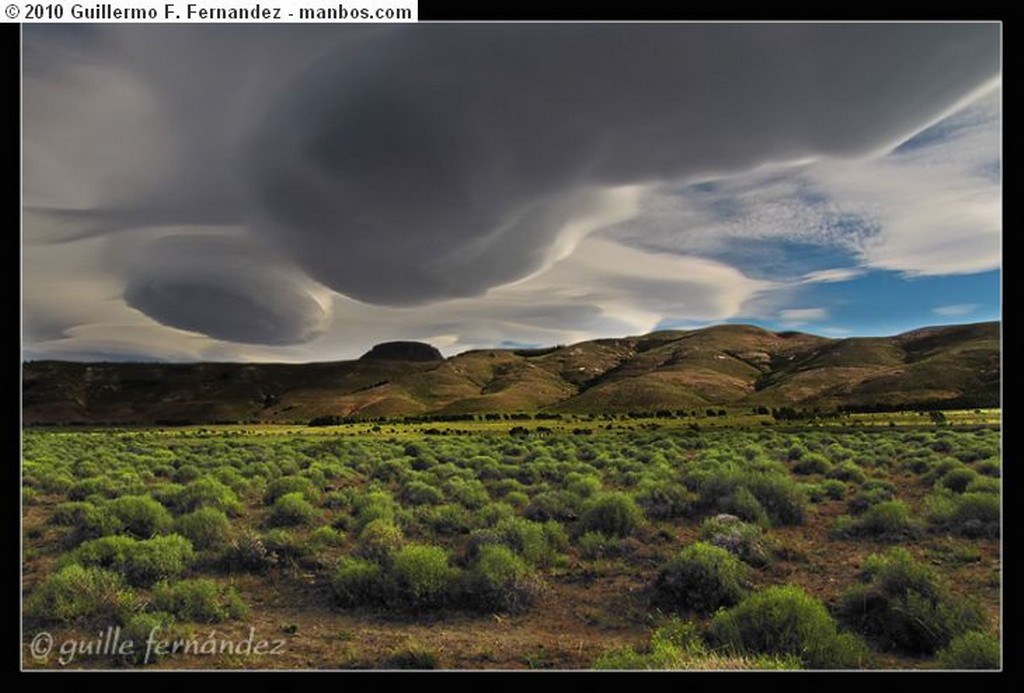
[[71, 4, 283, 19]]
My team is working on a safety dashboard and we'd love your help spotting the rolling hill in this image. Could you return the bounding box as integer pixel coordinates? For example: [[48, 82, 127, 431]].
[[22, 322, 1000, 425]]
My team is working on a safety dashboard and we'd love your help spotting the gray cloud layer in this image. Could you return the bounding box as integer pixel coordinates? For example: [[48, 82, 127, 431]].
[[23, 24, 1000, 352], [246, 24, 998, 305]]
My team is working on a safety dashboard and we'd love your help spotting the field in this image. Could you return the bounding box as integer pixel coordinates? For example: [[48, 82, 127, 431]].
[[21, 414, 1001, 670]]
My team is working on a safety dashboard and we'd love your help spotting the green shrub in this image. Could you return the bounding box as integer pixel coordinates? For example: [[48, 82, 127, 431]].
[[566, 474, 602, 498], [596, 617, 802, 670], [832, 500, 920, 542], [120, 611, 177, 664], [262, 528, 310, 560], [577, 531, 620, 560], [827, 461, 866, 484], [308, 525, 344, 551], [923, 491, 999, 538], [26, 564, 139, 623], [356, 519, 404, 562], [105, 495, 172, 536], [445, 478, 490, 509], [174, 465, 201, 483], [421, 503, 474, 535], [792, 453, 831, 475], [577, 492, 644, 538], [745, 476, 805, 525], [720, 487, 769, 526], [635, 482, 695, 519], [50, 501, 124, 541], [391, 544, 458, 608], [711, 585, 871, 669], [973, 458, 1000, 477], [468, 517, 567, 568], [152, 578, 249, 622], [465, 544, 542, 613], [151, 483, 186, 511], [268, 492, 319, 527], [402, 480, 445, 506], [68, 477, 118, 501], [174, 507, 230, 550], [71, 534, 195, 586], [504, 491, 530, 510], [965, 477, 999, 494], [838, 547, 988, 654], [331, 556, 386, 606], [699, 517, 772, 567], [821, 479, 847, 500], [263, 475, 319, 505], [936, 631, 1000, 670], [353, 491, 399, 532], [524, 490, 582, 522], [653, 542, 751, 614], [937, 466, 979, 494], [218, 530, 279, 573], [178, 477, 242, 515]]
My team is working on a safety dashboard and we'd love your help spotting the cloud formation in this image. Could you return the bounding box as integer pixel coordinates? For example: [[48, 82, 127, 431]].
[[22, 24, 1001, 360]]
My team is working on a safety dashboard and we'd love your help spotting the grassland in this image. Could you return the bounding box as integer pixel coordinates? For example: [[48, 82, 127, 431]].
[[21, 413, 1001, 670]]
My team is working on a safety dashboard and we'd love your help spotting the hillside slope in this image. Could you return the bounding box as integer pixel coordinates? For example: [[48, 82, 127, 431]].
[[22, 323, 999, 424]]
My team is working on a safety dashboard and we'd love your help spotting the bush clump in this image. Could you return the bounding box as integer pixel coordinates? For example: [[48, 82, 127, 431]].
[[838, 547, 988, 654], [653, 542, 751, 614], [106, 495, 174, 538], [577, 492, 644, 538], [792, 453, 832, 475], [467, 517, 567, 567], [524, 490, 582, 522], [711, 585, 871, 669], [268, 492, 319, 527], [935, 631, 1000, 670], [70, 534, 195, 586], [50, 501, 123, 542], [832, 500, 921, 542], [263, 475, 319, 505], [402, 480, 445, 506], [699, 516, 773, 567], [464, 544, 542, 613], [577, 531, 620, 560], [177, 477, 243, 515], [595, 617, 801, 671], [174, 508, 231, 550], [120, 611, 177, 664], [937, 466, 978, 494], [356, 519, 404, 562], [151, 578, 249, 622], [26, 564, 139, 623], [331, 556, 386, 607], [390, 544, 458, 608], [827, 461, 866, 484], [923, 490, 999, 538], [218, 530, 279, 573]]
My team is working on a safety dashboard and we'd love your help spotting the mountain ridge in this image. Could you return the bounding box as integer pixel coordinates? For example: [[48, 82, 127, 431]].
[[22, 321, 1000, 424]]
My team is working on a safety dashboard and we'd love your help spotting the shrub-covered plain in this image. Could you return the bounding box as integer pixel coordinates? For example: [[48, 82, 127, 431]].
[[22, 423, 999, 669]]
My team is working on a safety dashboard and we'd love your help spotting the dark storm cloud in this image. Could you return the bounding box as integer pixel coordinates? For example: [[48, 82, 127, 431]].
[[244, 23, 998, 304], [24, 23, 999, 350], [121, 234, 329, 345]]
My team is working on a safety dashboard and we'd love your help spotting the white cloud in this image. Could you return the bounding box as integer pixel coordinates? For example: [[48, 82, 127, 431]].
[[799, 268, 867, 284], [607, 88, 1000, 280], [933, 303, 980, 317], [778, 308, 828, 326]]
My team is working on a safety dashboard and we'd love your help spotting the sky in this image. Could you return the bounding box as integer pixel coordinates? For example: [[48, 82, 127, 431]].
[[22, 23, 1001, 362]]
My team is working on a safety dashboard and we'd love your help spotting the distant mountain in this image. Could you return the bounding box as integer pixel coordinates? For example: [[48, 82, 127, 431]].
[[22, 322, 1000, 425]]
